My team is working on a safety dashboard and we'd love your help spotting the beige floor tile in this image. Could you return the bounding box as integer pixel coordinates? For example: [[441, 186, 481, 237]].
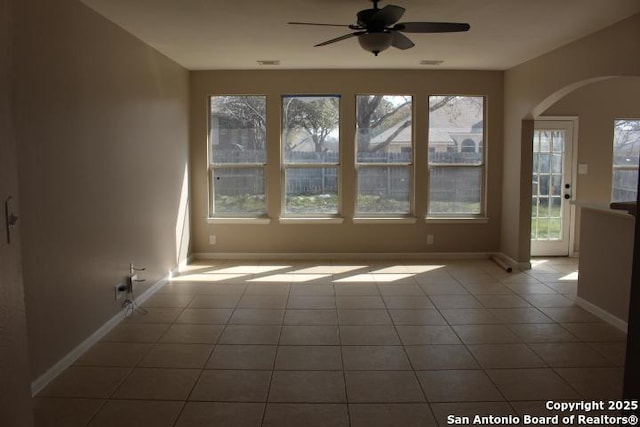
[[142, 294, 194, 308], [396, 325, 461, 345], [206, 344, 277, 370], [405, 345, 479, 370], [462, 282, 514, 295], [342, 346, 411, 370], [377, 284, 425, 296], [555, 367, 624, 399], [505, 282, 557, 295], [102, 323, 170, 343], [275, 346, 342, 370], [218, 325, 282, 345], [189, 284, 247, 295], [430, 402, 516, 427], [488, 308, 553, 323], [333, 283, 380, 296], [486, 368, 580, 400], [283, 309, 338, 325], [439, 308, 503, 325], [38, 366, 130, 398], [190, 370, 272, 402], [528, 342, 612, 367], [349, 403, 436, 426], [339, 325, 401, 345], [33, 397, 104, 427], [418, 282, 469, 295], [244, 284, 290, 296], [123, 308, 184, 324], [287, 296, 336, 309], [337, 309, 392, 325], [430, 295, 483, 309], [139, 343, 213, 368], [175, 402, 264, 427], [467, 343, 546, 368], [176, 308, 234, 324], [188, 295, 241, 308], [74, 342, 151, 367], [268, 371, 346, 402], [87, 400, 183, 427], [538, 307, 601, 322], [238, 295, 288, 309], [560, 322, 627, 342], [452, 325, 521, 344], [289, 284, 335, 296], [521, 294, 575, 307], [588, 342, 627, 366], [263, 403, 348, 427], [417, 370, 503, 402], [475, 294, 531, 308], [388, 309, 447, 325], [280, 325, 340, 345], [229, 308, 285, 325], [113, 368, 200, 400], [382, 296, 434, 309], [159, 324, 224, 344], [336, 295, 386, 309], [345, 371, 425, 402], [508, 323, 578, 342]]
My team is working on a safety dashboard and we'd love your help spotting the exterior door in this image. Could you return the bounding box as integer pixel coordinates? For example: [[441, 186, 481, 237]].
[[531, 120, 575, 256]]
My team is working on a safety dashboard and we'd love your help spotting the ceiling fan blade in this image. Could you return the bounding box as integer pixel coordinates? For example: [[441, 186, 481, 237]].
[[315, 32, 362, 47], [378, 5, 405, 26], [391, 31, 414, 50], [395, 22, 470, 33], [288, 22, 352, 28]]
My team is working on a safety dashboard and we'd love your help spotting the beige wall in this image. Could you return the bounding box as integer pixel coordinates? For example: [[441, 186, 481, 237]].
[[190, 70, 503, 255], [543, 77, 640, 252], [0, 0, 34, 424], [502, 13, 640, 263], [12, 0, 190, 380]]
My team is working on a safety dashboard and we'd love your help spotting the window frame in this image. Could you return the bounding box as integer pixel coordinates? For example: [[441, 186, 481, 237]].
[[207, 94, 268, 219], [611, 118, 640, 203], [354, 94, 415, 218], [426, 95, 487, 220], [280, 94, 342, 218]]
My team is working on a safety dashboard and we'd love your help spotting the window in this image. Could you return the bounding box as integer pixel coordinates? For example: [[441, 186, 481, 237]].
[[612, 119, 640, 202], [209, 95, 267, 217], [355, 95, 412, 216], [428, 96, 485, 216], [282, 95, 340, 216]]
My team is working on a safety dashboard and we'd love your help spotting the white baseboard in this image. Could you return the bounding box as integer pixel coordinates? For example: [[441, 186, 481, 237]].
[[574, 296, 628, 333], [193, 252, 494, 261], [493, 252, 530, 271], [30, 273, 171, 396]]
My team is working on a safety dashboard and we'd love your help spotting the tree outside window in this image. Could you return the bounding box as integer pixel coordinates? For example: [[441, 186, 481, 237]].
[[209, 95, 267, 217]]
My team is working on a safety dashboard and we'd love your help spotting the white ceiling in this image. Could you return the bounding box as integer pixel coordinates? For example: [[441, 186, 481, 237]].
[[81, 0, 640, 70]]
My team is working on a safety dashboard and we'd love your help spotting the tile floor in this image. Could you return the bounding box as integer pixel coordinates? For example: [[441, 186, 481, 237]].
[[34, 257, 629, 426]]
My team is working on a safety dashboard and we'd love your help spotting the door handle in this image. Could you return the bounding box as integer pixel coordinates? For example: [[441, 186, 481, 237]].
[[5, 196, 19, 244]]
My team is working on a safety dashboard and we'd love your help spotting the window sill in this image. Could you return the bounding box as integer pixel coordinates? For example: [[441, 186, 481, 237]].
[[425, 216, 489, 224], [207, 217, 272, 225], [353, 217, 418, 224], [279, 217, 344, 225]]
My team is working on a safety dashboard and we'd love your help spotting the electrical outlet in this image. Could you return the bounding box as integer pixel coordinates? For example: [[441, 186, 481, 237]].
[[114, 283, 126, 300], [427, 234, 434, 245], [209, 235, 217, 245]]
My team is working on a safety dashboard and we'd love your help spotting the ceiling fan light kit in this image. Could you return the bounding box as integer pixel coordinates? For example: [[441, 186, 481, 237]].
[[289, 0, 470, 56]]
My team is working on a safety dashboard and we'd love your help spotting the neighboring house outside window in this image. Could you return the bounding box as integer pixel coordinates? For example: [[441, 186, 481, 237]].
[[208, 95, 267, 217], [282, 95, 340, 216], [612, 119, 640, 202], [428, 96, 485, 217]]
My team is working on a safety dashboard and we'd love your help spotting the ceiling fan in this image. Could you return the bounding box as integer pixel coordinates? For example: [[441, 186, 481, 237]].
[[289, 0, 470, 56]]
